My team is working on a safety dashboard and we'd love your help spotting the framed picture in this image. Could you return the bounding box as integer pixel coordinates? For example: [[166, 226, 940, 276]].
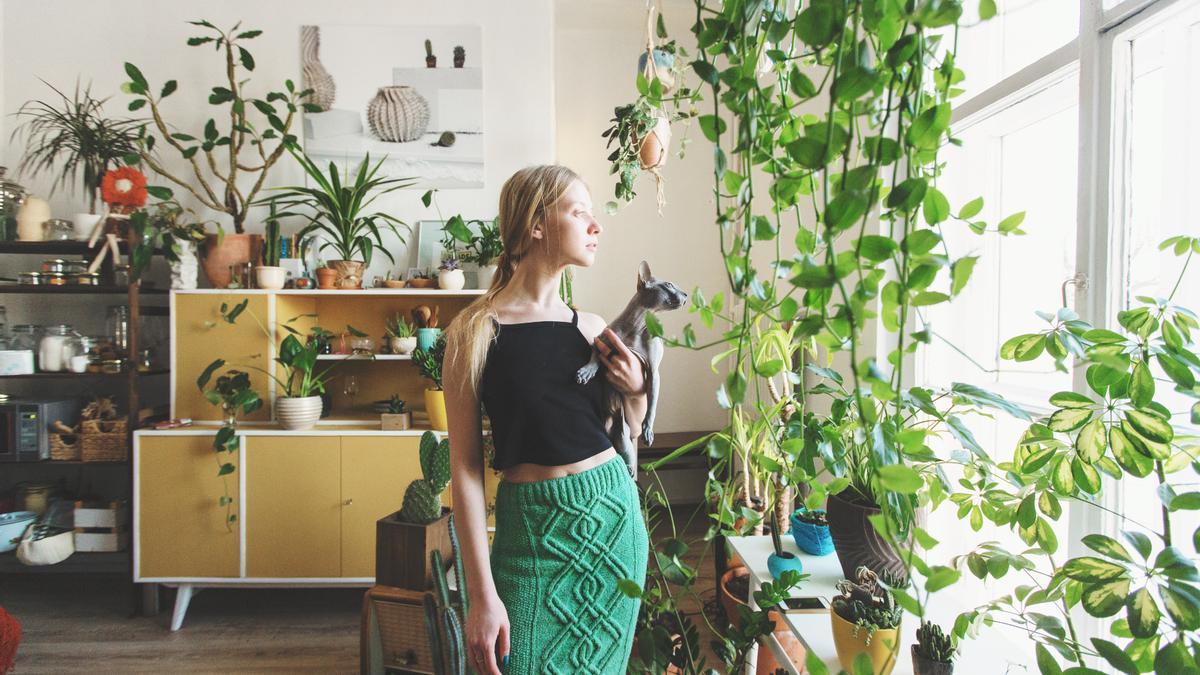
[[299, 24, 484, 189], [414, 218, 492, 270]]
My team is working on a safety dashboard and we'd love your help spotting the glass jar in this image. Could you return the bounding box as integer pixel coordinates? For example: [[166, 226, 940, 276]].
[[10, 324, 40, 352], [42, 218, 74, 241], [106, 305, 129, 355], [0, 167, 28, 242], [38, 324, 73, 372], [113, 265, 130, 287]]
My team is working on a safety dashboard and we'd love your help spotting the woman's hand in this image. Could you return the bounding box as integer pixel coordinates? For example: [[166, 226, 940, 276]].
[[594, 327, 646, 396], [466, 593, 510, 675]]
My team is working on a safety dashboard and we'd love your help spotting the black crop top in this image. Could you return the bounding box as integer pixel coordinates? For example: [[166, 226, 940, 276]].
[[479, 307, 613, 471]]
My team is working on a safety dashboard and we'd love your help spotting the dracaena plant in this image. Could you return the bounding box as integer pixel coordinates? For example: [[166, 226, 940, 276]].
[[272, 144, 414, 266], [122, 19, 318, 233]]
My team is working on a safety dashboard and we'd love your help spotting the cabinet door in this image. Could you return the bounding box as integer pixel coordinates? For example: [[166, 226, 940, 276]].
[[245, 436, 341, 578], [173, 293, 271, 422], [138, 434, 240, 579], [340, 436, 424, 578]]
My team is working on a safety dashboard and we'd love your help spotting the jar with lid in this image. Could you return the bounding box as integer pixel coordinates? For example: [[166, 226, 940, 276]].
[[42, 218, 74, 241], [10, 324, 40, 352], [38, 324, 75, 372], [0, 167, 28, 241], [113, 265, 130, 287], [106, 305, 130, 355]]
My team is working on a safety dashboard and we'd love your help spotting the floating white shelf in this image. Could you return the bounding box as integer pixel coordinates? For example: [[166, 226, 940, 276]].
[[315, 354, 412, 361]]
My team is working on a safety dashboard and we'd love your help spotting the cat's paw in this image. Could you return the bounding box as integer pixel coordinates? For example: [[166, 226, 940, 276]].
[[576, 362, 599, 384], [641, 422, 654, 446]]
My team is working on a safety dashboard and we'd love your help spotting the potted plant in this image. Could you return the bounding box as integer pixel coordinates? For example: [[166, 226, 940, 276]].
[[716, 565, 809, 673], [453, 45, 465, 68], [127, 199, 219, 288], [121, 20, 317, 288], [424, 39, 437, 68], [272, 144, 413, 289], [830, 566, 903, 675], [255, 202, 286, 290], [406, 268, 437, 289], [766, 506, 803, 580], [441, 214, 503, 289], [912, 621, 955, 675], [826, 435, 915, 583], [437, 255, 464, 290], [376, 431, 453, 590], [412, 334, 447, 431], [11, 80, 141, 236], [386, 313, 417, 355], [381, 395, 411, 431], [789, 507, 834, 557]]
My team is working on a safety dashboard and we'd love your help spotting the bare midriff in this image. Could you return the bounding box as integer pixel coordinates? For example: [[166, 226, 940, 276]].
[[500, 446, 620, 484]]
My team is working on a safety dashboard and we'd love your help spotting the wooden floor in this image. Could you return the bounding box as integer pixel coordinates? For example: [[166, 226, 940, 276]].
[[1, 504, 728, 673]]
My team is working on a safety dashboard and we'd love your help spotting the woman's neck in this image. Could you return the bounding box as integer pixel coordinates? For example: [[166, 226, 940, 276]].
[[500, 260, 567, 311]]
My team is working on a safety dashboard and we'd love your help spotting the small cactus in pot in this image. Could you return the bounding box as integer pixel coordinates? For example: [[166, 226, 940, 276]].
[[398, 431, 451, 524], [425, 39, 437, 68], [912, 621, 955, 675]]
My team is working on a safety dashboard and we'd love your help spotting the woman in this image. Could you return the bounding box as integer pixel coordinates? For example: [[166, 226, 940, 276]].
[[442, 165, 651, 675]]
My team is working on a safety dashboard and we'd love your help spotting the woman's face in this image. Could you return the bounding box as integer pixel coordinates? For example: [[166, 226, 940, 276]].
[[544, 179, 601, 267]]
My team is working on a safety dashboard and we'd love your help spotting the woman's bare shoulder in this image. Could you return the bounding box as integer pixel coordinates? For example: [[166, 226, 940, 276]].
[[575, 309, 606, 342]]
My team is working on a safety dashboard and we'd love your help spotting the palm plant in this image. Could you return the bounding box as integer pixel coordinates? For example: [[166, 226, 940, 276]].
[[11, 80, 141, 212], [272, 144, 413, 266]]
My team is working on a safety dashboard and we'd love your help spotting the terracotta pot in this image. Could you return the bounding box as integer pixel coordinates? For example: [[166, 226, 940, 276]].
[[827, 490, 908, 583], [912, 646, 954, 675], [406, 278, 437, 288], [638, 113, 672, 170], [328, 259, 365, 289], [316, 267, 338, 289], [202, 234, 263, 289], [831, 610, 899, 675], [718, 566, 808, 674]]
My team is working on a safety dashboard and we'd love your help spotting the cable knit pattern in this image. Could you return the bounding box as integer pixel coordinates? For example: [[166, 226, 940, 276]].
[[490, 455, 649, 674]]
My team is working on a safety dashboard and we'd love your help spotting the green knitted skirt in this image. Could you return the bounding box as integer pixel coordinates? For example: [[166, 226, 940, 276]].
[[490, 454, 649, 675]]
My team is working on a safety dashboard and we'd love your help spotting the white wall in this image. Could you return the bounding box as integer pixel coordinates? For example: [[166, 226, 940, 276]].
[[1, 0, 554, 283]]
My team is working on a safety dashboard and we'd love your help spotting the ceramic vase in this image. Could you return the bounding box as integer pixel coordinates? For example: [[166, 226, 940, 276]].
[[276, 396, 323, 430], [367, 86, 430, 142], [255, 266, 287, 290], [300, 25, 336, 111], [638, 113, 672, 170], [171, 240, 200, 290], [438, 268, 465, 290]]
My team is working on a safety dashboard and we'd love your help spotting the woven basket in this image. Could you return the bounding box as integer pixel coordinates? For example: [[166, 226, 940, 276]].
[[81, 418, 128, 462], [49, 431, 81, 461]]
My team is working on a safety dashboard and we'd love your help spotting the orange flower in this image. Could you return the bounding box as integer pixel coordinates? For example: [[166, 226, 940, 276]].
[[101, 166, 148, 209]]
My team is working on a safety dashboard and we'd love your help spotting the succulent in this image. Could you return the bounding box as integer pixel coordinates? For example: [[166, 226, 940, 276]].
[[438, 256, 461, 272], [412, 334, 446, 389], [387, 395, 407, 415], [914, 621, 955, 663], [794, 508, 828, 526], [832, 566, 903, 643], [398, 431, 451, 524], [387, 313, 415, 338]]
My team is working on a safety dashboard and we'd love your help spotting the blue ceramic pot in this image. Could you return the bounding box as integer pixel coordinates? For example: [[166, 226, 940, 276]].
[[790, 508, 835, 556], [416, 327, 442, 352], [767, 551, 804, 580]]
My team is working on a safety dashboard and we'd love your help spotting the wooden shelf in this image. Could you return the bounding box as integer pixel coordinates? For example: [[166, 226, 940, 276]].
[[11, 460, 129, 466], [173, 288, 485, 296], [0, 284, 167, 295], [315, 354, 411, 361], [0, 550, 130, 575], [0, 368, 169, 379], [0, 240, 140, 255]]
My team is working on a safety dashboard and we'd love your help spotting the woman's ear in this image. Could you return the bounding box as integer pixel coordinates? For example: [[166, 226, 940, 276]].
[[531, 218, 543, 240]]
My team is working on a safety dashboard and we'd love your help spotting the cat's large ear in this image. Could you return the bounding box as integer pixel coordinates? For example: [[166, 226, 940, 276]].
[[638, 260, 652, 290]]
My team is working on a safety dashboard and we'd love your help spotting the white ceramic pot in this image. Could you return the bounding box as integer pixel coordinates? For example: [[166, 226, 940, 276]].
[[390, 336, 417, 355], [256, 265, 287, 290], [73, 213, 104, 241], [477, 264, 498, 289], [171, 240, 200, 290], [438, 269, 465, 290], [276, 396, 323, 430]]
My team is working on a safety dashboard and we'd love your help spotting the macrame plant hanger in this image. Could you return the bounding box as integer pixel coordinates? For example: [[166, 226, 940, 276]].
[[641, 0, 670, 213]]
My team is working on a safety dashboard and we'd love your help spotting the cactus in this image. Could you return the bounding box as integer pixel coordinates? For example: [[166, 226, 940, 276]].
[[425, 529, 468, 675], [262, 204, 281, 267], [832, 566, 903, 643], [425, 39, 433, 58], [398, 431, 450, 523], [914, 621, 955, 663]]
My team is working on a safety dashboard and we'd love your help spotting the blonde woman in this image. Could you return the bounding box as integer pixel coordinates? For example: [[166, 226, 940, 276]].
[[443, 165, 650, 674]]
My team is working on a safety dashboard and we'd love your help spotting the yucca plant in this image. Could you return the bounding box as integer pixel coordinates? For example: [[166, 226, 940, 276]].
[[271, 143, 414, 266], [11, 80, 141, 212]]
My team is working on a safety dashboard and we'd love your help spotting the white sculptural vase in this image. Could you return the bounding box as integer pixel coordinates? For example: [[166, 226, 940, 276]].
[[367, 86, 430, 143]]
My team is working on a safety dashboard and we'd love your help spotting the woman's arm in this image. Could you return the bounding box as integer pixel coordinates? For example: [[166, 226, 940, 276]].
[[444, 334, 497, 606]]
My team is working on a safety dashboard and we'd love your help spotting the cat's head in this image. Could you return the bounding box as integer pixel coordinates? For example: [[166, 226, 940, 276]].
[[636, 260, 688, 311]]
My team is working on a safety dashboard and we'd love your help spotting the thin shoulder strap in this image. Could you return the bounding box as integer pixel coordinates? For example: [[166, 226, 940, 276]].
[[571, 307, 578, 326]]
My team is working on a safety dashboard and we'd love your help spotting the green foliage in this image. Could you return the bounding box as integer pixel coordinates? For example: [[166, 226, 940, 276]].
[[386, 395, 407, 415], [262, 201, 281, 266], [196, 363, 261, 419], [386, 313, 414, 338], [272, 145, 413, 265], [122, 20, 315, 233], [412, 334, 447, 390], [11, 79, 141, 212], [914, 621, 955, 663], [399, 431, 451, 524], [128, 199, 220, 282]]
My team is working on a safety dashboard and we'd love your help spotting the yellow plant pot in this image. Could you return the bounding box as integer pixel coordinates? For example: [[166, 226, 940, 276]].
[[831, 609, 899, 675], [425, 388, 447, 431]]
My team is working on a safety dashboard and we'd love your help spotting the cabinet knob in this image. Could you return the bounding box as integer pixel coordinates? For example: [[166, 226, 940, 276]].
[[343, 498, 353, 506]]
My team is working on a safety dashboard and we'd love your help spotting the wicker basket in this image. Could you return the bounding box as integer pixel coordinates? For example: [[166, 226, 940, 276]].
[[81, 418, 129, 462], [49, 431, 81, 461]]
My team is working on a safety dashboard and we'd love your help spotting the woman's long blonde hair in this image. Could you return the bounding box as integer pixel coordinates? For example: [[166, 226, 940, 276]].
[[443, 164, 582, 398]]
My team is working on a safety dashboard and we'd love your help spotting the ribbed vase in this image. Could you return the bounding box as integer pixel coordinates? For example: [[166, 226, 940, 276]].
[[367, 86, 430, 142], [301, 26, 336, 111]]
